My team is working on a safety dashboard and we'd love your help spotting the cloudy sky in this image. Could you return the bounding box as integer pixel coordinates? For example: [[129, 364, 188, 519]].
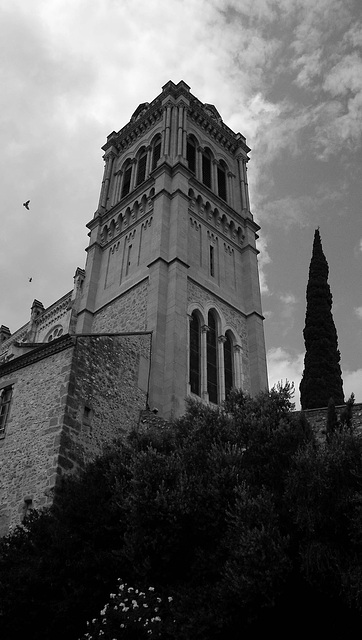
[[1, 0, 361, 408]]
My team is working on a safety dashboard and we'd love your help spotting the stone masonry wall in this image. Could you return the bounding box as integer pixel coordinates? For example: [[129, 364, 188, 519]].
[[303, 402, 362, 441], [58, 333, 151, 469], [92, 279, 149, 333], [0, 342, 74, 535], [0, 333, 151, 535]]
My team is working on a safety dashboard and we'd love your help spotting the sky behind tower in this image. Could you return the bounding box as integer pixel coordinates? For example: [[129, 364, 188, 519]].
[[1, 0, 361, 409]]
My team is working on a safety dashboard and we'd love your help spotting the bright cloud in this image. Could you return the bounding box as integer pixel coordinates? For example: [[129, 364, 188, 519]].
[[267, 347, 304, 409], [343, 368, 362, 403], [256, 236, 272, 295], [354, 307, 362, 320]]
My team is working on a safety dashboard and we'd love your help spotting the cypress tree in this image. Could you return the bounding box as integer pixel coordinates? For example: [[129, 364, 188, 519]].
[[299, 229, 344, 410]]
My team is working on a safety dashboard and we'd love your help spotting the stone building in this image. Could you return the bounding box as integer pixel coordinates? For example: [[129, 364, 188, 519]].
[[0, 81, 267, 534]]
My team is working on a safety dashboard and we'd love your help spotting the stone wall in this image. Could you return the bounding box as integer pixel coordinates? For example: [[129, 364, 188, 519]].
[[92, 279, 149, 333], [0, 337, 74, 535], [0, 332, 151, 535], [302, 402, 362, 441], [58, 333, 151, 469]]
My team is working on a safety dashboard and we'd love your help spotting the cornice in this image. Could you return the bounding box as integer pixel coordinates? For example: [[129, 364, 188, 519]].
[[0, 335, 74, 377], [102, 100, 163, 154], [188, 98, 250, 156]]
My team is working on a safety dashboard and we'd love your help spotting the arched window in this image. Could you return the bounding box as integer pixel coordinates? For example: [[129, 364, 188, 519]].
[[121, 161, 133, 198], [151, 136, 162, 171], [202, 148, 212, 188], [224, 331, 234, 398], [136, 148, 147, 186], [217, 161, 227, 201], [207, 311, 218, 403], [189, 311, 201, 396], [187, 136, 196, 174]]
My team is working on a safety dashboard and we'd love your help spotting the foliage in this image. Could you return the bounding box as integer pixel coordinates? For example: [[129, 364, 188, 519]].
[[2, 384, 362, 637], [300, 228, 344, 409]]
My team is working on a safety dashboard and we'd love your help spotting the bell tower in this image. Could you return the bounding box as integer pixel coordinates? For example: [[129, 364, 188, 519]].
[[76, 81, 268, 418]]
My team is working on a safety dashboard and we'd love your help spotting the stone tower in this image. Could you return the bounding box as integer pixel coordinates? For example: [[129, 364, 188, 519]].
[[76, 81, 267, 417]]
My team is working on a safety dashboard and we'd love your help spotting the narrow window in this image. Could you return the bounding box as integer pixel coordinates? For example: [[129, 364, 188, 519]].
[[209, 245, 215, 277], [202, 151, 212, 188], [207, 312, 218, 403], [217, 164, 227, 201], [121, 164, 132, 198], [152, 139, 161, 170], [189, 312, 201, 396], [0, 386, 13, 437], [125, 244, 132, 275], [187, 138, 196, 173], [224, 332, 233, 398], [136, 151, 147, 186]]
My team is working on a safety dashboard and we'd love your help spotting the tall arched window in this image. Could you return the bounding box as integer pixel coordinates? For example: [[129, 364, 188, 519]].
[[224, 331, 234, 398], [187, 136, 196, 174], [136, 148, 147, 186], [189, 312, 201, 396], [121, 160, 133, 198], [202, 149, 212, 188], [207, 311, 218, 403], [151, 136, 162, 171], [217, 161, 227, 201]]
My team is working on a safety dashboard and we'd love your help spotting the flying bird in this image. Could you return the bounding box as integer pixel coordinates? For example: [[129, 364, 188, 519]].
[[23, 200, 30, 210], [29, 277, 32, 282]]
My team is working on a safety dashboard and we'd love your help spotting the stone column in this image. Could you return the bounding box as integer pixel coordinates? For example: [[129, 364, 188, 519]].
[[145, 145, 152, 178], [99, 151, 115, 211], [227, 171, 234, 208], [197, 146, 203, 182], [237, 155, 248, 211], [111, 171, 121, 207], [130, 158, 138, 190], [212, 160, 218, 193], [163, 102, 172, 157]]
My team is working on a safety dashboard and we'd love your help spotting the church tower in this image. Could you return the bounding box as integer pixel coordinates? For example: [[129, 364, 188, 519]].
[[77, 81, 268, 418]]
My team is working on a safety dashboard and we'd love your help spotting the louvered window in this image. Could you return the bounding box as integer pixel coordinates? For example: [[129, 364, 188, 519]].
[[121, 165, 132, 198], [217, 165, 227, 201], [202, 152, 212, 188], [187, 139, 196, 173], [152, 140, 161, 170], [136, 152, 147, 185]]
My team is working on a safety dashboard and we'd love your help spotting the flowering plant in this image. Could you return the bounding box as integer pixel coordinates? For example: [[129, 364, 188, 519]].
[[79, 580, 173, 639]]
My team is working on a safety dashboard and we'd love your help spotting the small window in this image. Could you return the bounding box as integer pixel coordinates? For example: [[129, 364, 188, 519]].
[[121, 163, 132, 198], [136, 151, 147, 186], [209, 245, 215, 277], [0, 386, 13, 437], [126, 244, 132, 276]]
